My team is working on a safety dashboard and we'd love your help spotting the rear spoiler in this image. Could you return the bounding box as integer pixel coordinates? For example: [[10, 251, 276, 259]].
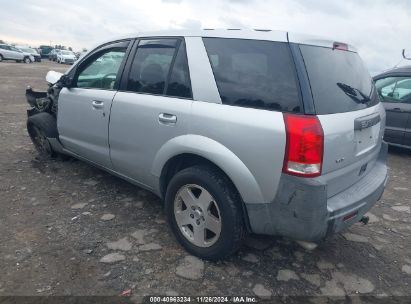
[[287, 32, 357, 52]]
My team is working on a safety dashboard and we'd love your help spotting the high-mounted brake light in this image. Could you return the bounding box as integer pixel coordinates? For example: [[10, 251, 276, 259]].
[[333, 42, 348, 51], [282, 114, 324, 177]]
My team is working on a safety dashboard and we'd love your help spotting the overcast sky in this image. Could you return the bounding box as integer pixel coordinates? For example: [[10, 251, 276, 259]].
[[0, 0, 410, 74]]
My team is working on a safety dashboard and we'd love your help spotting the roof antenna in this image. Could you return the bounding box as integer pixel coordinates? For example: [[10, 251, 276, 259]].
[[402, 49, 411, 60], [376, 49, 409, 75]]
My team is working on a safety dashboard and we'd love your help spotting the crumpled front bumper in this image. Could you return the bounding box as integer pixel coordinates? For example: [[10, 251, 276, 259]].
[[245, 142, 388, 241]]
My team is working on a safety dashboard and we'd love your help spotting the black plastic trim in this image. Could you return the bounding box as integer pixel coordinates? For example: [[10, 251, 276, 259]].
[[289, 43, 316, 114], [163, 39, 182, 95]]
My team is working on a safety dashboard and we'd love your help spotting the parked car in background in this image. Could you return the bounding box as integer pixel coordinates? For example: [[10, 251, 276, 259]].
[[49, 49, 59, 61], [57, 50, 76, 64], [25, 30, 387, 259], [374, 66, 411, 149], [39, 45, 53, 59], [16, 46, 41, 62], [0, 44, 34, 63], [75, 50, 88, 60]]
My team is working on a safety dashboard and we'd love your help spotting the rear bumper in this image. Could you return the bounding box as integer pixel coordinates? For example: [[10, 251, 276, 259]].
[[245, 142, 388, 241]]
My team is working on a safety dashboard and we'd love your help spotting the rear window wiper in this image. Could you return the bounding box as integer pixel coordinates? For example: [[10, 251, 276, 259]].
[[336, 82, 370, 104]]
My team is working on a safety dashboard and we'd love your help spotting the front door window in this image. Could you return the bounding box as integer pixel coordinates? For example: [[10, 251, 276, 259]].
[[76, 48, 127, 90]]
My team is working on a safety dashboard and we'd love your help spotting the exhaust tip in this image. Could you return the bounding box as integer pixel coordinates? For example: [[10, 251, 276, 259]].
[[359, 216, 369, 225]]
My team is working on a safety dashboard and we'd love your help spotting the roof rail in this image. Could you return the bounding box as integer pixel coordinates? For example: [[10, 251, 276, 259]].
[[254, 29, 272, 32]]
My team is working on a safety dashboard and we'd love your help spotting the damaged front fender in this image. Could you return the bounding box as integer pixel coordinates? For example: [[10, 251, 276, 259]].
[[25, 71, 64, 117], [26, 87, 50, 116]]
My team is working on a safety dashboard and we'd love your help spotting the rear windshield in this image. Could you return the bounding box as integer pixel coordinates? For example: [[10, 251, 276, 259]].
[[203, 38, 302, 112], [300, 45, 378, 114]]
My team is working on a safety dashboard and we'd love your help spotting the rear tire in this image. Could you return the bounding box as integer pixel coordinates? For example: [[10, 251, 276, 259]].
[[165, 165, 245, 260], [0, 54, 3, 62], [27, 113, 59, 159]]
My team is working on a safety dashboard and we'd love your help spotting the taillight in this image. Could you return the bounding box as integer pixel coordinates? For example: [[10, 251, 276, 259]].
[[282, 114, 324, 177]]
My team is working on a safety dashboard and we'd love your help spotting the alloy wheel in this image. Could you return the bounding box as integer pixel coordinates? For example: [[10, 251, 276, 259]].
[[174, 184, 222, 247]]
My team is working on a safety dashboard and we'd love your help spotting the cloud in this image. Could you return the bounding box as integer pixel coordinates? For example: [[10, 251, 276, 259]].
[[290, 0, 350, 16], [161, 0, 183, 3], [0, 0, 410, 74], [178, 19, 203, 30]]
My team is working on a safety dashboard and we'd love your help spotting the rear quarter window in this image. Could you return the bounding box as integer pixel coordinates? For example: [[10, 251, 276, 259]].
[[300, 45, 378, 114], [202, 38, 302, 113]]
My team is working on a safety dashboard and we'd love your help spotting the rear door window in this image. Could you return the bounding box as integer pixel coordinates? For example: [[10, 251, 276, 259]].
[[126, 38, 192, 98], [375, 76, 411, 102], [300, 45, 378, 114], [127, 39, 177, 95], [202, 38, 302, 112], [165, 40, 192, 98]]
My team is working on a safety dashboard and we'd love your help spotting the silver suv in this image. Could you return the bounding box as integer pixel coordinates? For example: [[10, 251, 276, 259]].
[[26, 30, 388, 260], [0, 44, 34, 63]]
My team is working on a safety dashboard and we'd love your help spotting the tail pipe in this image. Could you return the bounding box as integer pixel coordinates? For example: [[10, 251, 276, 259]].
[[359, 216, 369, 225]]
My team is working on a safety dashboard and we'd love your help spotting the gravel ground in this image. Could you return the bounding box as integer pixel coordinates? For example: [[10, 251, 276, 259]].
[[0, 61, 410, 302]]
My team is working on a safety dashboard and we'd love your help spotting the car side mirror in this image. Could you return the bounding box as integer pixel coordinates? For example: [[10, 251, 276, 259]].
[[59, 74, 73, 88]]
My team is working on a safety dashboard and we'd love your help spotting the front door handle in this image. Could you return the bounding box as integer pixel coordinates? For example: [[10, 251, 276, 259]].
[[92, 100, 104, 109], [158, 113, 177, 124]]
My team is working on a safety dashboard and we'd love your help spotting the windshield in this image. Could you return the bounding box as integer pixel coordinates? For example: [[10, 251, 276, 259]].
[[300, 45, 378, 114], [61, 50, 73, 55]]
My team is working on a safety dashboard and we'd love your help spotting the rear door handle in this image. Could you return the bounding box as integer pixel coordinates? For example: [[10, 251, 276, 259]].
[[92, 100, 104, 109], [158, 113, 177, 124], [391, 107, 403, 112]]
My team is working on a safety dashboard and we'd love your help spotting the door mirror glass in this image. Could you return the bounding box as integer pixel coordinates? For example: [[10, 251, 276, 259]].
[[45, 71, 64, 84]]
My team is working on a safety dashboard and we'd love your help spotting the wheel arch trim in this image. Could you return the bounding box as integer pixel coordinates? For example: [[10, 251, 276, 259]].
[[151, 134, 264, 205]]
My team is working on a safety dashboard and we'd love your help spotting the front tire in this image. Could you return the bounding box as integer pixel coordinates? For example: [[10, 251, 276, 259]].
[[27, 113, 58, 159], [24, 57, 31, 64], [0, 54, 3, 62], [165, 165, 245, 260]]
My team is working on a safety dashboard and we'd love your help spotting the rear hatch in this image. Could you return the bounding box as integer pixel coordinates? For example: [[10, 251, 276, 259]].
[[299, 43, 386, 198]]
